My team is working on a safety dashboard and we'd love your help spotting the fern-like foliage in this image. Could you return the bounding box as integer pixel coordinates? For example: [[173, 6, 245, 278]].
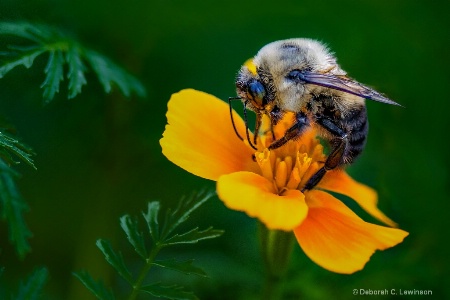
[[0, 22, 146, 102], [0, 21, 147, 258], [0, 130, 36, 258], [0, 267, 48, 300], [75, 191, 223, 300]]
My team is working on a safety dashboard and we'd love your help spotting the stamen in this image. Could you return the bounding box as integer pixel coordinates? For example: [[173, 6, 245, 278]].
[[284, 156, 293, 176], [286, 167, 301, 190], [295, 153, 312, 179], [275, 160, 288, 190], [256, 149, 273, 181], [299, 161, 321, 189], [253, 116, 325, 194]]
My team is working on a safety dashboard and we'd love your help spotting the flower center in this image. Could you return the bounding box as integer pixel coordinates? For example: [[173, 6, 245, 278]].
[[252, 114, 326, 194]]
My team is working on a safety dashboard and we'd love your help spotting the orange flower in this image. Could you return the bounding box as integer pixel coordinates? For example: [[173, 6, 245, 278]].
[[160, 89, 408, 274]]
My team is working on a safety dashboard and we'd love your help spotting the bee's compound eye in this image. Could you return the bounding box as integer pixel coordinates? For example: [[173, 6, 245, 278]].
[[247, 80, 266, 106], [286, 69, 304, 81]]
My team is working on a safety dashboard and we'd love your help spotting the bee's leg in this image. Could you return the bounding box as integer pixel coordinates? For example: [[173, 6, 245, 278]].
[[302, 118, 348, 192], [268, 111, 309, 150], [253, 113, 262, 146], [268, 105, 284, 142]]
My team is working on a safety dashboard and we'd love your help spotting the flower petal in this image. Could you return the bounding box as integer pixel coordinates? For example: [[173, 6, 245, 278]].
[[217, 171, 308, 231], [160, 89, 256, 181], [294, 190, 408, 274], [317, 170, 397, 227]]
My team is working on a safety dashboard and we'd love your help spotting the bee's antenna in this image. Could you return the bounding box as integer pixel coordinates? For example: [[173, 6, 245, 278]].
[[243, 101, 258, 150], [228, 97, 244, 141]]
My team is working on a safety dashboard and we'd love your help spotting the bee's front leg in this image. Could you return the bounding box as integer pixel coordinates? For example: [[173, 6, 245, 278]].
[[268, 111, 309, 150], [302, 117, 349, 192]]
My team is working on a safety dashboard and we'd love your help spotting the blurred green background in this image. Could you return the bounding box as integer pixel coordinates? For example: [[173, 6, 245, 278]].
[[0, 0, 448, 299]]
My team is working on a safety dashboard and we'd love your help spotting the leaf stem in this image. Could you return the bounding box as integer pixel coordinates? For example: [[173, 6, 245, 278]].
[[127, 243, 162, 300]]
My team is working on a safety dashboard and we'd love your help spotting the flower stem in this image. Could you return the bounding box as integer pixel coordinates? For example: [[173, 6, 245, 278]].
[[258, 222, 295, 300], [127, 244, 162, 300]]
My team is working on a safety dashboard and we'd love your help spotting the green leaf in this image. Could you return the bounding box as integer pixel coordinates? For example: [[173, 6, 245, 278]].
[[0, 132, 36, 169], [0, 159, 32, 258], [141, 283, 198, 300], [0, 48, 44, 79], [16, 267, 48, 300], [0, 22, 146, 100], [120, 215, 148, 259], [66, 46, 87, 99], [74, 271, 115, 300], [0, 22, 48, 43], [96, 239, 133, 284], [143, 201, 161, 243], [41, 50, 64, 102], [84, 49, 146, 97], [161, 190, 214, 240], [164, 227, 223, 246], [152, 259, 207, 277]]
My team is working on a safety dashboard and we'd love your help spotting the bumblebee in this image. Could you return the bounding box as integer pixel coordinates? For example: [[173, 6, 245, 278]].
[[230, 38, 400, 191]]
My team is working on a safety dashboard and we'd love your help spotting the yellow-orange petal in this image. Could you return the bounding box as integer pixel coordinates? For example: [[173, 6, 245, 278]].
[[160, 89, 256, 181], [217, 171, 308, 231], [294, 190, 408, 274], [317, 170, 397, 227]]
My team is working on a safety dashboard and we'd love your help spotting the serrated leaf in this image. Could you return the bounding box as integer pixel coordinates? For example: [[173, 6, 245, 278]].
[[84, 49, 146, 98], [1, 22, 145, 100], [0, 22, 46, 43], [74, 271, 115, 300], [152, 259, 207, 277], [141, 283, 198, 300], [143, 201, 160, 243], [0, 159, 32, 258], [161, 190, 214, 240], [96, 239, 133, 284], [41, 50, 64, 102], [120, 215, 147, 259], [66, 46, 87, 99], [0, 49, 44, 78], [0, 132, 36, 169], [16, 267, 48, 300], [163, 227, 223, 247]]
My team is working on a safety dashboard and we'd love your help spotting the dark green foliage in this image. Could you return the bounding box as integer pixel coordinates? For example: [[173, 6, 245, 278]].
[[76, 191, 223, 300], [0, 22, 146, 102], [41, 50, 64, 103], [152, 259, 207, 277], [73, 271, 115, 300], [120, 215, 148, 259], [0, 132, 35, 169], [141, 283, 198, 300], [0, 21, 147, 259], [96, 239, 133, 284], [15, 267, 48, 300], [84, 50, 146, 98], [0, 159, 32, 259]]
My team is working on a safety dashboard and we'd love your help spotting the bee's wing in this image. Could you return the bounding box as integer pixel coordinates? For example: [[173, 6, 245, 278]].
[[300, 71, 401, 106]]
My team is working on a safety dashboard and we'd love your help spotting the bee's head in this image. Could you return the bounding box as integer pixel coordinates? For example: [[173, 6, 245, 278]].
[[235, 58, 272, 112]]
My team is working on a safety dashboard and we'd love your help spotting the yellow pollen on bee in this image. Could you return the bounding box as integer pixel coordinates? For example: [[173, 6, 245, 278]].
[[244, 58, 258, 75]]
